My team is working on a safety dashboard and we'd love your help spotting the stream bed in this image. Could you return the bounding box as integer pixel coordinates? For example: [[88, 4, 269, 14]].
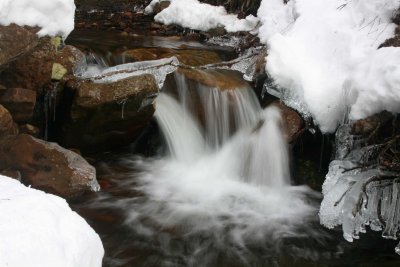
[[66, 30, 400, 267]]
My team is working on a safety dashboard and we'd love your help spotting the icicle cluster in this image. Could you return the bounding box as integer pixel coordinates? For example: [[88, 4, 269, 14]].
[[319, 125, 400, 254]]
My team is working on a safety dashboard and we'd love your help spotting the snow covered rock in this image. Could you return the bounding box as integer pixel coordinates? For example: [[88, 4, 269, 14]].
[[258, 0, 399, 132], [145, 0, 259, 32], [0, 0, 75, 38], [0, 175, 104, 267], [0, 134, 99, 199]]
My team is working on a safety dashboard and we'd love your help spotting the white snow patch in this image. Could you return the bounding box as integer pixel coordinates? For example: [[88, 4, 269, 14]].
[[0, 175, 104, 267], [258, 0, 399, 132], [0, 0, 75, 38], [347, 47, 400, 120], [145, 0, 259, 32]]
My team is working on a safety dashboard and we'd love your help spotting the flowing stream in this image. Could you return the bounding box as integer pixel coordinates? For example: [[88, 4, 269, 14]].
[[68, 31, 400, 267]]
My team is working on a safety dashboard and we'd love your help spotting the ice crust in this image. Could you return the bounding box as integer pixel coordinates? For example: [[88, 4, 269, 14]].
[[319, 126, 400, 254]]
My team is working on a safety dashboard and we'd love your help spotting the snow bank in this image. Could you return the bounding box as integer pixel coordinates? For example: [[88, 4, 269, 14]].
[[258, 0, 399, 132], [347, 47, 400, 119], [0, 175, 104, 267], [0, 0, 75, 38], [145, 0, 258, 32]]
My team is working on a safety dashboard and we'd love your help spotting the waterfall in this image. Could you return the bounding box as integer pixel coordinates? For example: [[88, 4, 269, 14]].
[[155, 72, 290, 187], [90, 70, 319, 266]]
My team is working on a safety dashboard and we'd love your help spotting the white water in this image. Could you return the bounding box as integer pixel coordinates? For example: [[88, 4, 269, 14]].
[[92, 72, 322, 265], [125, 74, 318, 243]]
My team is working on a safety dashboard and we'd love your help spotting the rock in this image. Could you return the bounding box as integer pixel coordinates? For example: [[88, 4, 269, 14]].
[[53, 45, 85, 77], [0, 169, 22, 181], [272, 101, 304, 142], [0, 134, 99, 199], [124, 47, 221, 66], [0, 85, 7, 97], [0, 37, 56, 91], [177, 69, 251, 90], [60, 74, 158, 152], [351, 111, 392, 136], [0, 105, 18, 136], [0, 24, 39, 66], [379, 26, 400, 48], [19, 124, 40, 137], [0, 88, 36, 123], [153, 0, 171, 14]]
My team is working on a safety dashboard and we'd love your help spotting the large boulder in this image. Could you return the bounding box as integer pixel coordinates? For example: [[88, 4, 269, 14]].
[[0, 134, 99, 199], [0, 24, 39, 66], [60, 74, 159, 152], [0, 88, 37, 123], [0, 37, 56, 91]]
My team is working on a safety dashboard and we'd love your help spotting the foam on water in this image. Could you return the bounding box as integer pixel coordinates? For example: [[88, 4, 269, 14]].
[[91, 73, 324, 265]]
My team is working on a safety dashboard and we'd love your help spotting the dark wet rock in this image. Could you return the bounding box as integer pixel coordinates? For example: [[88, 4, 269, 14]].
[[0, 88, 37, 123], [0, 134, 99, 199], [53, 45, 85, 80], [0, 169, 22, 181], [0, 24, 39, 66], [124, 47, 222, 66], [0, 105, 18, 136], [0, 37, 56, 91], [272, 101, 304, 142], [202, 0, 262, 16], [0, 85, 7, 96], [152, 1, 171, 14], [60, 74, 158, 152], [379, 26, 400, 48], [351, 112, 392, 136], [18, 124, 40, 137]]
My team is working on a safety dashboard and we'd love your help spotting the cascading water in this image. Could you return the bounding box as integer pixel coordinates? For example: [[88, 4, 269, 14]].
[[89, 71, 325, 266]]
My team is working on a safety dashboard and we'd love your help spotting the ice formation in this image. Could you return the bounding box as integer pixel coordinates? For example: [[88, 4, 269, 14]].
[[257, 0, 399, 132], [319, 126, 400, 254], [76, 57, 179, 88], [0, 0, 75, 38], [0, 175, 104, 267], [145, 0, 259, 32]]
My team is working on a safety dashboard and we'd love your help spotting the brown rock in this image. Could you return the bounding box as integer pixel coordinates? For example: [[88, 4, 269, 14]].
[[0, 169, 22, 181], [0, 105, 18, 136], [351, 111, 392, 136], [124, 47, 221, 66], [0, 88, 36, 123], [153, 1, 171, 14], [272, 102, 304, 142], [53, 45, 85, 78], [0, 37, 56, 90], [0, 134, 99, 199], [0, 85, 7, 97], [177, 69, 251, 90], [60, 74, 159, 152], [0, 24, 39, 66]]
